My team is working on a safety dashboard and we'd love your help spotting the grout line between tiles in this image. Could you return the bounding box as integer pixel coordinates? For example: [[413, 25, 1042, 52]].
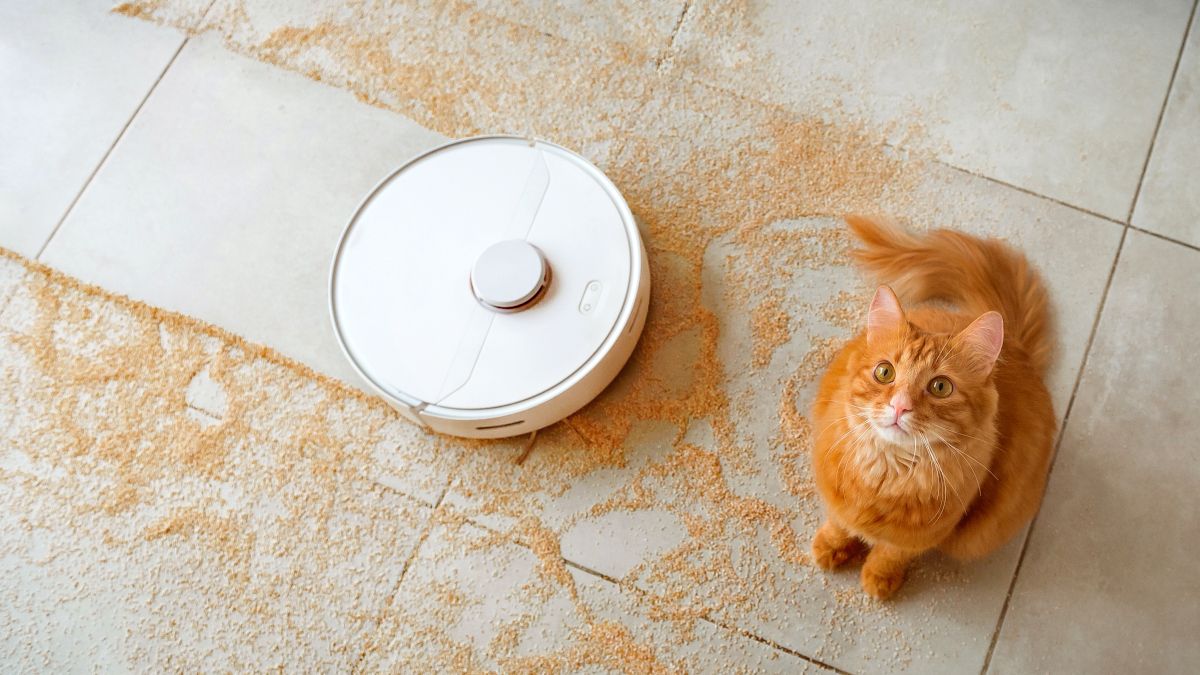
[[348, 526, 433, 671], [34, 35, 191, 261], [357, 429, 504, 668], [353, 431, 477, 669], [431, 457, 463, 509], [386, 504, 441, 586], [1126, 0, 1199, 224], [195, 0, 221, 31], [560, 560, 849, 674], [935, 160, 1126, 227], [698, 617, 850, 675], [432, 475, 456, 510], [1128, 225, 1200, 253], [436, 508, 847, 672], [348, 481, 448, 671], [979, 224, 1129, 674], [184, 403, 222, 422], [983, 11, 1197, 667], [655, 0, 692, 69], [669, 57, 1166, 227], [561, 558, 623, 584]]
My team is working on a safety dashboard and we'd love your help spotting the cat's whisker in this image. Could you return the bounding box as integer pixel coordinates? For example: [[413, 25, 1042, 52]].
[[924, 425, 996, 471], [915, 437, 940, 515], [816, 413, 863, 438], [843, 421, 887, 487], [938, 436, 984, 495], [935, 441, 967, 511], [923, 423, 1001, 493], [815, 399, 872, 408], [932, 432, 997, 484], [920, 441, 946, 523], [887, 437, 920, 479], [833, 419, 874, 485], [898, 437, 921, 484], [815, 399, 877, 416], [923, 435, 965, 522], [933, 333, 953, 368], [828, 418, 872, 453], [841, 424, 877, 477], [924, 420, 994, 446], [897, 455, 918, 488], [931, 447, 950, 518]]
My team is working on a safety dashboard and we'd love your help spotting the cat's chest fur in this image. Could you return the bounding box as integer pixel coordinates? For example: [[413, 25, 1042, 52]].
[[821, 437, 981, 542]]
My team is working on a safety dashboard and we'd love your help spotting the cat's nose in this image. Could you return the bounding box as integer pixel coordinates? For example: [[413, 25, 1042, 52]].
[[889, 392, 913, 420]]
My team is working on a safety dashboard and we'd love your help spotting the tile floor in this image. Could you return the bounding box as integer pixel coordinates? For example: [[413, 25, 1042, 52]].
[[2, 1, 1199, 672], [669, 0, 1196, 221]]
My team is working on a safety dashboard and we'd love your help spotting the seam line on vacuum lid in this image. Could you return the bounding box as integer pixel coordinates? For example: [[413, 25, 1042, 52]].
[[509, 150, 551, 240], [433, 146, 553, 405]]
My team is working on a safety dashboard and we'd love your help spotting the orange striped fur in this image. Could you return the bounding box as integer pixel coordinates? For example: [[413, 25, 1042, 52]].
[[809, 216, 1056, 599]]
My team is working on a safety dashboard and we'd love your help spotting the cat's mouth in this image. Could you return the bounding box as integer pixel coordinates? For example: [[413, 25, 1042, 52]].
[[871, 416, 914, 444]]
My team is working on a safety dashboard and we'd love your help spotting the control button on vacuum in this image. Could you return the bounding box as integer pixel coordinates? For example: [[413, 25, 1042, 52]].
[[579, 279, 602, 314]]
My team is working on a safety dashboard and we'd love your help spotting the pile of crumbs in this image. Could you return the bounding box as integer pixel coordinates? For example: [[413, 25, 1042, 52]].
[[0, 0, 1008, 671]]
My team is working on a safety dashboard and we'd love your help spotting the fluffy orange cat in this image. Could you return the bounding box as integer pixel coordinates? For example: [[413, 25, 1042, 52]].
[[810, 216, 1055, 599]]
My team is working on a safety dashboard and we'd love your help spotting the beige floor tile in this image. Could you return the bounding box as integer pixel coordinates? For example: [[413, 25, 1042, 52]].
[[669, 0, 1194, 220], [362, 512, 816, 672], [38, 34, 448, 386], [0, 0, 184, 256], [989, 230, 1200, 673], [1133, 21, 1200, 247]]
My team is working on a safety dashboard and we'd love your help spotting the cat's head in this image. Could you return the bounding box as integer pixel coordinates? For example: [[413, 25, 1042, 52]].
[[847, 286, 1002, 447]]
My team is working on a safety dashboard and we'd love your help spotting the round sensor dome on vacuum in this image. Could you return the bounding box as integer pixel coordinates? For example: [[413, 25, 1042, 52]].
[[471, 240, 549, 311]]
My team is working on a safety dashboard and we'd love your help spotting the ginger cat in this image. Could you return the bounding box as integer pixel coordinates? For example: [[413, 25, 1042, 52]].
[[810, 216, 1055, 599]]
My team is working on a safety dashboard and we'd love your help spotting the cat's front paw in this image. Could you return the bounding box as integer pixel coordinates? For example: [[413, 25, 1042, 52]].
[[811, 523, 862, 570], [861, 564, 906, 600]]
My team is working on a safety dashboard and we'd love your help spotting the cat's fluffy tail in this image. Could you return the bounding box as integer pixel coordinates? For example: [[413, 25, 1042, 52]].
[[845, 215, 1053, 374]]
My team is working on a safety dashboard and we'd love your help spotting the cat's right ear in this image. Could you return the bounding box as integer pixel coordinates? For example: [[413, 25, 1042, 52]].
[[867, 285, 905, 345]]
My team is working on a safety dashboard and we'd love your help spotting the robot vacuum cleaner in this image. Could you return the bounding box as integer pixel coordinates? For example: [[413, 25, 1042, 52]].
[[330, 136, 651, 438]]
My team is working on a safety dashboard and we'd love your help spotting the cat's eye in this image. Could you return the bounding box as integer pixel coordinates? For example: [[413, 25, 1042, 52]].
[[928, 376, 954, 398], [873, 362, 895, 384]]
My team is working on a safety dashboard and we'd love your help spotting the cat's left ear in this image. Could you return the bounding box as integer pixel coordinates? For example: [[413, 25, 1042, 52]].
[[954, 311, 1004, 375], [867, 285, 906, 346]]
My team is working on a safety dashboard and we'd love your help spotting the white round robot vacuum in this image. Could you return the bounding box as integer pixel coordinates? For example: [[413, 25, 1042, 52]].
[[330, 136, 650, 438]]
